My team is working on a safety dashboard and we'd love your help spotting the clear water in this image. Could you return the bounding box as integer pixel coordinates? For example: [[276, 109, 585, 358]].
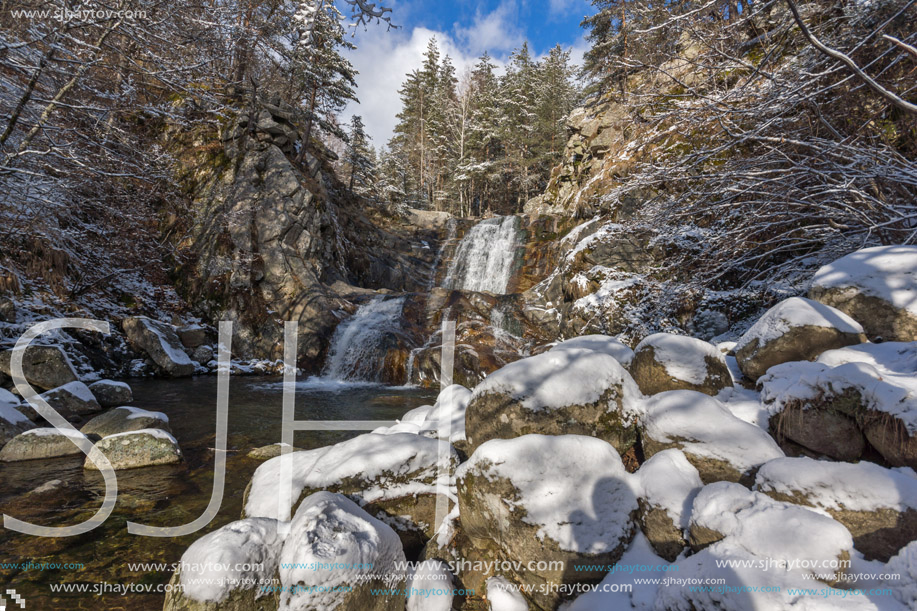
[[443, 216, 521, 294], [0, 376, 436, 610]]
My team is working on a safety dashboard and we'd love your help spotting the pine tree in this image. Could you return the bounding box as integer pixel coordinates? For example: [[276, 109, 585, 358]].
[[344, 115, 376, 196], [535, 45, 580, 170]]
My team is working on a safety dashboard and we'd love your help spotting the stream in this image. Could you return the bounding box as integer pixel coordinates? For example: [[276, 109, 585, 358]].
[[0, 376, 436, 610]]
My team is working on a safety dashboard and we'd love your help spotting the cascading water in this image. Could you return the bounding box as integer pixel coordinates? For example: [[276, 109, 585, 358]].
[[322, 296, 406, 382], [443, 215, 521, 294]]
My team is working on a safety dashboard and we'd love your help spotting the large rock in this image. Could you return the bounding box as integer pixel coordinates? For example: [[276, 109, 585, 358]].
[[457, 435, 638, 610], [756, 457, 917, 561], [80, 406, 170, 438], [87, 380, 133, 407], [122, 316, 195, 377], [39, 381, 102, 419], [810, 245, 917, 342], [547, 334, 635, 367], [1, 389, 34, 446], [0, 428, 87, 461], [0, 345, 78, 391], [177, 324, 209, 349], [630, 333, 732, 396], [663, 482, 859, 610], [464, 350, 643, 455], [243, 433, 457, 553], [164, 518, 281, 611], [83, 428, 182, 470], [759, 342, 917, 469], [735, 297, 866, 381], [277, 492, 406, 611], [635, 449, 703, 561], [642, 390, 784, 484]]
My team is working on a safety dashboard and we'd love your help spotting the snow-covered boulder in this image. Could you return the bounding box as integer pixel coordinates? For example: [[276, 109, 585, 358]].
[[122, 316, 195, 377], [80, 406, 170, 438], [0, 345, 79, 391], [756, 457, 917, 561], [406, 560, 454, 611], [565, 532, 667, 611], [885, 541, 917, 609], [83, 428, 182, 470], [163, 518, 282, 611], [666, 484, 865, 610], [485, 576, 529, 611], [810, 245, 917, 342], [686, 482, 854, 586], [0, 428, 86, 461], [464, 350, 643, 455], [87, 380, 133, 407], [547, 334, 635, 367], [735, 297, 865, 381], [629, 333, 731, 396], [641, 391, 784, 484], [0, 388, 33, 446], [243, 432, 458, 552], [38, 381, 101, 419], [760, 342, 917, 468], [278, 492, 406, 611], [456, 435, 638, 610], [635, 449, 703, 561]]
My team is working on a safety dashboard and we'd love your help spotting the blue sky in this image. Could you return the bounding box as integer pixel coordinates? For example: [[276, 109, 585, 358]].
[[343, 0, 593, 145]]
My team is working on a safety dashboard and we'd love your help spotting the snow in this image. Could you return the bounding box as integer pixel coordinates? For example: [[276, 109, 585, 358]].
[[755, 457, 917, 513], [565, 533, 666, 611], [406, 560, 454, 611], [717, 386, 771, 430], [0, 387, 20, 407], [114, 405, 169, 422], [735, 297, 864, 353], [399, 404, 434, 424], [548, 335, 635, 367], [634, 333, 726, 385], [885, 541, 917, 608], [456, 435, 637, 554], [22, 427, 84, 439], [279, 492, 404, 610], [636, 449, 703, 529], [0, 389, 28, 426], [642, 391, 784, 472], [759, 342, 917, 432], [179, 518, 282, 603], [422, 384, 472, 442], [103, 428, 179, 444], [470, 349, 643, 420], [245, 432, 455, 520], [486, 576, 529, 611], [812, 245, 917, 314], [572, 269, 642, 315]]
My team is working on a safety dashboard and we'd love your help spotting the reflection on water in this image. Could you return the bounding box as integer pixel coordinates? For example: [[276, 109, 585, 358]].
[[0, 376, 436, 610]]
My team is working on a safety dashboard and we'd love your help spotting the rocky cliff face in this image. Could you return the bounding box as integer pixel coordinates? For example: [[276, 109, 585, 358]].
[[170, 101, 441, 371]]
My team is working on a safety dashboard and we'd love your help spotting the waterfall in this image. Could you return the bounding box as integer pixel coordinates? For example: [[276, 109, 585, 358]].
[[443, 216, 520, 294], [323, 296, 405, 382]]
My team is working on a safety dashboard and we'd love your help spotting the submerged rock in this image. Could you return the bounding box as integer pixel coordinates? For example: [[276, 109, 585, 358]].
[[80, 406, 170, 438], [630, 333, 731, 396], [0, 345, 79, 391], [810, 245, 917, 342], [122, 316, 195, 377], [457, 434, 638, 610], [464, 350, 643, 455], [84, 428, 182, 470], [87, 379, 133, 407], [735, 297, 866, 381]]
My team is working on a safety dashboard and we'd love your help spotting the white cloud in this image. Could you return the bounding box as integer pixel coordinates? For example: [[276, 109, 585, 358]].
[[342, 1, 584, 146]]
